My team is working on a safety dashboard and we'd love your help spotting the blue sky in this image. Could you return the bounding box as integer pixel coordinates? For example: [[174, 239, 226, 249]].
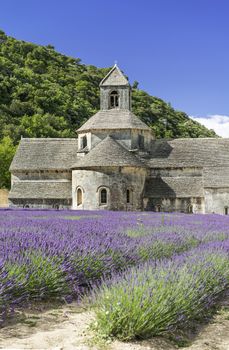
[[1, 0, 229, 136]]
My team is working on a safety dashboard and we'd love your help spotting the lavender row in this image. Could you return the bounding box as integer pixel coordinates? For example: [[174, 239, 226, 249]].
[[91, 242, 229, 340]]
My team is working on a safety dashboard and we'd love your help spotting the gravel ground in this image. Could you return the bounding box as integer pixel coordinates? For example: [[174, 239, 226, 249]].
[[0, 298, 228, 350]]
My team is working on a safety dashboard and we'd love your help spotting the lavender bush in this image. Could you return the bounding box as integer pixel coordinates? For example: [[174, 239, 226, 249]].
[[0, 209, 228, 329], [92, 244, 229, 340]]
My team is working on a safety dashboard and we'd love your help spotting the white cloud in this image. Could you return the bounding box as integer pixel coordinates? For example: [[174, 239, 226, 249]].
[[190, 115, 229, 138]]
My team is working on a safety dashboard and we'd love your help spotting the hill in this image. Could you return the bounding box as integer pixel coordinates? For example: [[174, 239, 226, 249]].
[[0, 30, 217, 188]]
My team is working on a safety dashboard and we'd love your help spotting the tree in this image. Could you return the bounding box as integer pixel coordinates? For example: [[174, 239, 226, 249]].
[[0, 137, 16, 189]]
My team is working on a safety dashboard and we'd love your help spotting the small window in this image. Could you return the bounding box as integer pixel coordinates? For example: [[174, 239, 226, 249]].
[[80, 136, 87, 149], [77, 188, 82, 206], [100, 188, 107, 204], [126, 189, 130, 203], [110, 91, 119, 108], [224, 206, 228, 215], [188, 205, 193, 214], [138, 134, 144, 150], [156, 205, 161, 212]]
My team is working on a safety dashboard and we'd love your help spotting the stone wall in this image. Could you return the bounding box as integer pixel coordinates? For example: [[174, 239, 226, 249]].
[[91, 130, 132, 150], [144, 197, 204, 213], [72, 166, 146, 210], [100, 86, 131, 110], [205, 188, 229, 214], [12, 170, 71, 182], [88, 129, 153, 152], [150, 167, 202, 177], [0, 189, 9, 208], [9, 198, 71, 209]]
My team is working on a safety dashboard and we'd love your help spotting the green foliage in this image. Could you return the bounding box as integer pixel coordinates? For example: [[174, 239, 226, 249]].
[[0, 29, 218, 188], [0, 136, 16, 188], [7, 252, 69, 299]]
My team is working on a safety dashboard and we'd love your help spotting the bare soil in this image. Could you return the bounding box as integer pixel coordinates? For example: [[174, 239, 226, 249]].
[[0, 298, 228, 350], [0, 189, 8, 208]]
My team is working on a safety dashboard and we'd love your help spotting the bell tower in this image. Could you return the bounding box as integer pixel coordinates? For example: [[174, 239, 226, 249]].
[[99, 64, 131, 111]]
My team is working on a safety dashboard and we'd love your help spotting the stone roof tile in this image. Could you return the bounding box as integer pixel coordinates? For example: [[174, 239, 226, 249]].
[[147, 138, 229, 167], [10, 138, 78, 171], [77, 109, 151, 132], [144, 176, 204, 198], [204, 167, 229, 187], [9, 181, 72, 199], [72, 136, 146, 168]]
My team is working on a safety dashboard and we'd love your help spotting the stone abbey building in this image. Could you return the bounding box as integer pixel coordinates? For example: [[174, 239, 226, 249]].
[[9, 65, 229, 214]]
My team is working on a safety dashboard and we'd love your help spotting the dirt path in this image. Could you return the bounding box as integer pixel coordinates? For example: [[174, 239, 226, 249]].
[[0, 300, 228, 350]]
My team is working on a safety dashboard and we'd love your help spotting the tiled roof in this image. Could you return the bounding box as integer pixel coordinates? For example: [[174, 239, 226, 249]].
[[9, 181, 72, 199], [144, 176, 204, 198], [10, 138, 78, 171], [147, 138, 229, 168], [72, 136, 146, 168], [77, 109, 151, 132]]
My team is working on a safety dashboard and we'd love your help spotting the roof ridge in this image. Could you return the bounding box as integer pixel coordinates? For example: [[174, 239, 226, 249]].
[[21, 138, 77, 141]]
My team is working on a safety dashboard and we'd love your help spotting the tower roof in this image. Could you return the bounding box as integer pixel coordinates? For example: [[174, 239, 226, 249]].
[[77, 109, 151, 132], [72, 135, 146, 169], [100, 64, 130, 87]]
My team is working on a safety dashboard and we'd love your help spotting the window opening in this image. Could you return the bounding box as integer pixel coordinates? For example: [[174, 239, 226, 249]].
[[188, 205, 193, 214], [225, 206, 228, 215], [156, 205, 161, 212], [100, 188, 107, 204], [110, 91, 119, 108], [126, 189, 130, 203], [77, 188, 82, 206], [138, 134, 144, 150], [80, 136, 87, 149]]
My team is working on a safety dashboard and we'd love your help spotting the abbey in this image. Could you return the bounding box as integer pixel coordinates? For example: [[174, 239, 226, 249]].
[[9, 65, 229, 214]]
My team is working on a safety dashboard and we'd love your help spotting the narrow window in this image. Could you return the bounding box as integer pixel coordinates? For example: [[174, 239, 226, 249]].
[[126, 189, 130, 203], [80, 136, 87, 149], [138, 134, 144, 150], [110, 91, 119, 108], [224, 206, 228, 215], [100, 188, 107, 204], [77, 188, 82, 206], [156, 205, 161, 212], [188, 205, 193, 214]]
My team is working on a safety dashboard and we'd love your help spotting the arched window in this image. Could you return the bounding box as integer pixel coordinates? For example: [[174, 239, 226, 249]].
[[77, 188, 83, 206], [110, 90, 119, 108], [100, 188, 107, 204], [224, 206, 228, 215], [188, 205, 193, 214]]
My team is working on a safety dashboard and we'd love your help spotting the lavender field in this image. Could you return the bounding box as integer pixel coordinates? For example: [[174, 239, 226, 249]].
[[0, 209, 229, 340]]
